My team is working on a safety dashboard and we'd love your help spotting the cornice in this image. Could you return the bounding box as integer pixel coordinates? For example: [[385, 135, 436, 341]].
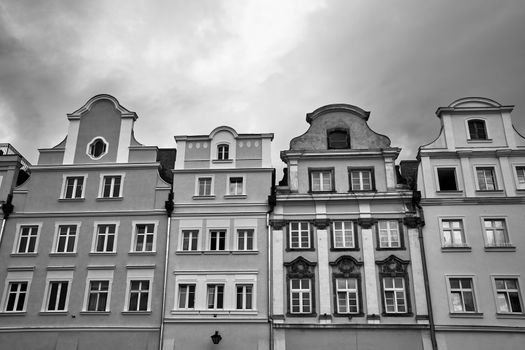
[[30, 162, 160, 171], [421, 197, 525, 205]]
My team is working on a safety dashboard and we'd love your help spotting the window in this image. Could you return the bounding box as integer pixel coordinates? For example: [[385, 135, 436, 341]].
[[3, 282, 28, 312], [484, 219, 511, 247], [441, 219, 467, 247], [468, 119, 488, 140], [289, 222, 311, 249], [181, 230, 199, 251], [178, 284, 196, 309], [290, 279, 312, 314], [197, 177, 213, 196], [55, 225, 78, 253], [236, 284, 253, 310], [101, 175, 122, 198], [383, 277, 407, 314], [336, 278, 359, 314], [86, 281, 109, 312], [229, 177, 244, 195], [15, 225, 39, 254], [449, 278, 476, 313], [87, 137, 108, 159], [437, 168, 458, 191], [207, 284, 224, 309], [133, 223, 156, 252], [327, 129, 350, 149], [349, 169, 373, 191], [476, 167, 497, 191], [237, 229, 254, 250], [94, 224, 116, 253], [45, 281, 69, 311], [62, 176, 85, 199], [494, 278, 523, 313], [332, 221, 355, 249], [515, 166, 525, 189], [217, 144, 229, 160], [209, 230, 226, 251], [377, 220, 401, 249], [128, 280, 150, 311], [310, 169, 333, 192]]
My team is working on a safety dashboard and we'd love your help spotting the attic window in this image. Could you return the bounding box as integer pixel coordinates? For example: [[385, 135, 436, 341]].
[[327, 129, 350, 149], [468, 119, 488, 140], [87, 137, 108, 159]]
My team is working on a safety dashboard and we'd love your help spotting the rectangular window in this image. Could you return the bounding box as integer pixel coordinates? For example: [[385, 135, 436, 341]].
[[4, 282, 28, 312], [207, 284, 224, 309], [198, 177, 212, 196], [484, 219, 511, 247], [336, 278, 359, 314], [237, 229, 254, 250], [437, 168, 458, 191], [289, 222, 311, 249], [441, 219, 467, 247], [515, 166, 525, 188], [350, 169, 373, 191], [134, 223, 155, 252], [495, 278, 523, 313], [16, 225, 39, 254], [383, 277, 407, 313], [236, 284, 253, 310], [449, 278, 476, 313], [46, 281, 69, 311], [181, 230, 199, 251], [229, 177, 244, 195], [332, 221, 355, 249], [290, 278, 312, 314], [476, 167, 497, 191], [102, 175, 122, 198], [128, 280, 150, 311], [63, 176, 84, 199], [378, 220, 401, 248], [87, 280, 109, 312], [178, 284, 196, 309], [95, 224, 116, 253], [56, 225, 77, 253], [310, 170, 333, 192], [209, 230, 226, 251]]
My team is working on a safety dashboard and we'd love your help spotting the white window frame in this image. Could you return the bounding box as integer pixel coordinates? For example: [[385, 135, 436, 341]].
[[60, 173, 88, 199], [512, 165, 525, 190], [491, 275, 524, 314], [481, 217, 512, 247], [382, 276, 407, 314], [208, 229, 228, 251], [439, 218, 468, 248], [82, 269, 114, 312], [217, 144, 230, 160], [235, 284, 254, 310], [289, 222, 311, 249], [91, 221, 119, 253], [332, 221, 355, 249], [236, 228, 255, 251], [12, 222, 42, 254], [206, 284, 225, 309], [474, 165, 498, 191], [51, 222, 81, 254], [98, 173, 125, 198], [446, 275, 478, 314], [290, 278, 312, 314], [177, 283, 196, 309], [41, 270, 73, 312], [377, 220, 401, 248], [310, 169, 333, 192], [130, 221, 159, 253], [179, 229, 200, 251], [434, 166, 460, 191], [465, 118, 489, 141], [335, 277, 359, 314], [86, 136, 109, 160], [1, 271, 33, 313], [227, 174, 246, 196], [349, 169, 373, 191], [124, 269, 153, 312], [195, 175, 214, 196]]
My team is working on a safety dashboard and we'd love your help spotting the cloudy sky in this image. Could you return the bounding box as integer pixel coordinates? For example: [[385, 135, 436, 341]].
[[1, 0, 524, 176]]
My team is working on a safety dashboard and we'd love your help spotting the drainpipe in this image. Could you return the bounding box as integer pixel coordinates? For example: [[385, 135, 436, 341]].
[[267, 169, 276, 350], [159, 191, 174, 350], [0, 194, 14, 249]]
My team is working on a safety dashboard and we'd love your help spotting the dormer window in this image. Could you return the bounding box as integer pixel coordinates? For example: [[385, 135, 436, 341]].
[[467, 120, 487, 140], [217, 144, 229, 160], [327, 129, 350, 149], [87, 137, 108, 159]]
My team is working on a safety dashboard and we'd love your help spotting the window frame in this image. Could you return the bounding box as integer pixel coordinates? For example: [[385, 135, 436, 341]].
[[86, 136, 109, 160], [206, 284, 225, 310], [236, 228, 255, 251], [130, 221, 158, 253], [194, 175, 215, 197], [334, 277, 361, 315], [208, 229, 228, 251], [285, 257, 316, 316], [124, 270, 153, 313], [289, 278, 313, 315], [308, 168, 335, 193], [439, 218, 469, 249], [435, 167, 460, 192], [179, 229, 200, 252], [287, 222, 313, 250], [330, 221, 358, 251], [376, 220, 404, 250], [327, 128, 350, 149], [235, 284, 254, 310], [513, 165, 525, 190], [60, 174, 88, 200], [481, 217, 513, 248], [226, 175, 246, 196], [466, 118, 489, 141], [51, 222, 81, 254], [91, 221, 119, 254], [98, 173, 124, 199], [348, 167, 375, 192], [1, 271, 33, 313], [474, 166, 499, 191], [446, 275, 480, 315], [491, 275, 524, 315], [177, 283, 196, 310], [12, 222, 42, 255], [217, 144, 230, 161], [41, 270, 73, 313]]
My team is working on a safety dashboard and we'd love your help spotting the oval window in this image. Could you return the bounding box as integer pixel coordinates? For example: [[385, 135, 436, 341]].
[[87, 137, 108, 159]]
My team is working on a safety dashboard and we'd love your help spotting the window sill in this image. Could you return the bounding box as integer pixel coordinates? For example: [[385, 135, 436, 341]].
[[333, 312, 365, 318], [128, 251, 156, 256], [202, 251, 230, 255], [49, 252, 77, 257], [348, 189, 376, 193], [286, 247, 315, 252], [122, 311, 152, 315], [212, 159, 233, 163], [10, 253, 38, 257], [467, 139, 492, 143], [376, 247, 405, 251], [330, 247, 360, 252], [79, 311, 110, 315], [192, 195, 215, 200], [58, 198, 85, 202], [441, 246, 472, 252], [381, 312, 413, 317], [39, 311, 68, 315], [172, 309, 258, 316], [224, 194, 247, 199], [449, 312, 483, 318], [96, 197, 123, 201], [436, 190, 463, 194], [89, 252, 117, 256], [286, 312, 317, 317], [0, 311, 26, 316], [231, 250, 258, 255], [484, 245, 516, 252], [308, 190, 335, 194], [176, 250, 202, 255], [495, 313, 525, 319], [475, 190, 504, 194]]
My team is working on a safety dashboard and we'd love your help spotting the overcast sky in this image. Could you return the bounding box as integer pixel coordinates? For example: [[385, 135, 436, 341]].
[[1, 0, 524, 177]]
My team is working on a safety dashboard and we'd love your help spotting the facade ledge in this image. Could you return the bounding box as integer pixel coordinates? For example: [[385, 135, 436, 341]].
[[231, 250, 258, 255], [435, 190, 464, 195], [212, 159, 233, 164], [128, 251, 156, 256], [7, 266, 35, 271], [467, 138, 493, 143], [484, 245, 516, 252], [449, 312, 484, 318], [495, 313, 525, 319], [89, 252, 117, 256], [170, 310, 258, 316], [0, 312, 26, 316], [49, 253, 77, 257], [39, 311, 69, 316], [58, 198, 85, 202], [10, 253, 38, 258], [122, 311, 152, 315], [202, 251, 231, 255], [96, 197, 123, 201], [381, 312, 414, 318], [223, 194, 247, 199], [475, 190, 504, 194], [441, 246, 472, 252], [330, 247, 360, 252], [192, 195, 216, 200], [79, 311, 111, 316]]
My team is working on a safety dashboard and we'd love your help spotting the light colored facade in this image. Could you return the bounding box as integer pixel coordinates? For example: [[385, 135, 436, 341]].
[[270, 104, 431, 350], [163, 126, 274, 350], [416, 97, 525, 349], [0, 95, 174, 350]]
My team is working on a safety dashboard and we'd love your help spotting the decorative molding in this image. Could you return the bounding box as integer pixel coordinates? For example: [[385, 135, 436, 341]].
[[329, 255, 363, 278], [269, 220, 287, 230], [357, 218, 377, 229], [376, 255, 410, 276], [313, 219, 330, 229], [403, 216, 424, 229], [284, 256, 317, 279]]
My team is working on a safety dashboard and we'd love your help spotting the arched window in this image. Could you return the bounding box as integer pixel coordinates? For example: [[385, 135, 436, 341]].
[[217, 144, 229, 160], [87, 137, 108, 159], [327, 129, 350, 149], [468, 119, 487, 140]]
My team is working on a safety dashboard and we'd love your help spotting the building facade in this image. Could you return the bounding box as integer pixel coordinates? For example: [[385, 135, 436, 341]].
[[162, 126, 274, 349], [416, 97, 525, 350], [0, 95, 174, 350], [270, 104, 431, 350]]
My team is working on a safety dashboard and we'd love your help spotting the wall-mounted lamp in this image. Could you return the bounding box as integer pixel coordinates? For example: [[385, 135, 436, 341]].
[[211, 330, 222, 345]]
